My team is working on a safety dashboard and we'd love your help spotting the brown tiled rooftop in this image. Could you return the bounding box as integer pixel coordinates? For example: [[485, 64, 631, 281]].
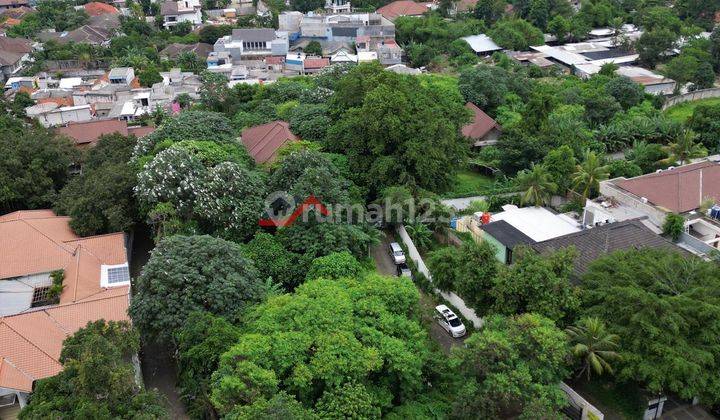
[[614, 161, 720, 213], [532, 218, 682, 282], [241, 120, 298, 164], [0, 210, 130, 393], [56, 120, 155, 147], [461, 102, 501, 140], [376, 0, 429, 20]]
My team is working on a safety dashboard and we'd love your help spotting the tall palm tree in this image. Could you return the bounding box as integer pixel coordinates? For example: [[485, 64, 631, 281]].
[[566, 317, 621, 380], [664, 130, 707, 165], [573, 151, 610, 200], [515, 163, 557, 207]]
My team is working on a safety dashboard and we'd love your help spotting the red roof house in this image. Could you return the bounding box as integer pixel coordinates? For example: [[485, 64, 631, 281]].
[[614, 161, 720, 214], [56, 119, 155, 147], [241, 120, 298, 164], [83, 1, 119, 16], [0, 210, 130, 396], [303, 57, 330, 73], [462, 102, 501, 147], [376, 0, 430, 20]]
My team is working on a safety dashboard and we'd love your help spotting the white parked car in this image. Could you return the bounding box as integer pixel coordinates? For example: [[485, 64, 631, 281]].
[[389, 242, 406, 265], [435, 305, 466, 338]]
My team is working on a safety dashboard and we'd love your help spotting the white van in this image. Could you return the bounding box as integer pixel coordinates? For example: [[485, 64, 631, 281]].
[[388, 242, 406, 265], [434, 305, 466, 338]]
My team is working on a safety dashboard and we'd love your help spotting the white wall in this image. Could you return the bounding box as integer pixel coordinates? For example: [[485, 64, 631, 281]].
[[39, 107, 93, 127], [396, 225, 484, 328], [560, 382, 605, 420], [0, 272, 52, 316]]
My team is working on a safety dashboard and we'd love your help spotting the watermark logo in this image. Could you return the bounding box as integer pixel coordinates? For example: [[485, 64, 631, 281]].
[[259, 194, 330, 227], [258, 192, 453, 227]]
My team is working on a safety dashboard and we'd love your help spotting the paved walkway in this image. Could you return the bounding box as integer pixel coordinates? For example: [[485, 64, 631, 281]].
[[440, 195, 487, 211], [370, 231, 465, 354], [661, 405, 717, 420], [441, 192, 520, 212]]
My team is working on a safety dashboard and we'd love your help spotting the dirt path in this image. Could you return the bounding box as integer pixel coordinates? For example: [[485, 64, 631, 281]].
[[130, 227, 188, 419]]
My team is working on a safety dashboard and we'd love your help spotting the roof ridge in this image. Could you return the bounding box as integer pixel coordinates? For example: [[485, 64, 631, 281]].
[[0, 289, 128, 321], [0, 355, 37, 385], [62, 231, 125, 242], [1, 318, 63, 370], [254, 122, 289, 155], [14, 218, 78, 257]]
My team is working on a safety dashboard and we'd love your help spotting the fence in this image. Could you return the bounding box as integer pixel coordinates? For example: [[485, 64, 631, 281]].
[[662, 88, 720, 110], [455, 216, 483, 244], [44, 59, 112, 71], [560, 382, 605, 420], [396, 225, 484, 328]]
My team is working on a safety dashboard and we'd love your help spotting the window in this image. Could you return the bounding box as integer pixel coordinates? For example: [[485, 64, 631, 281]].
[[107, 266, 130, 284], [32, 286, 52, 307]]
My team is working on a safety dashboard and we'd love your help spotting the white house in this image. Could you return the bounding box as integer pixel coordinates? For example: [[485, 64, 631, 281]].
[[160, 0, 202, 29], [25, 103, 93, 127], [108, 67, 135, 85], [212, 28, 289, 62]]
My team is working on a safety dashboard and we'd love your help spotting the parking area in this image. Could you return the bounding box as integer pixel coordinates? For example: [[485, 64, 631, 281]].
[[370, 231, 466, 354]]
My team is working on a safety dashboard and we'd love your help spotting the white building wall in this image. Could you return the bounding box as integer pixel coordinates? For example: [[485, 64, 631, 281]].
[[40, 107, 93, 127], [0, 272, 52, 316]]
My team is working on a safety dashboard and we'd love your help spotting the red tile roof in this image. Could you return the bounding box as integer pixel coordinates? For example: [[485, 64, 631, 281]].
[[0, 291, 130, 392], [377, 0, 429, 20], [265, 55, 285, 65], [241, 120, 298, 164], [128, 125, 157, 138], [615, 161, 720, 213], [462, 102, 500, 140], [0, 210, 128, 303], [83, 1, 119, 16], [304, 57, 330, 69], [0, 210, 130, 393], [0, 17, 21, 27], [37, 96, 74, 107], [56, 120, 154, 147]]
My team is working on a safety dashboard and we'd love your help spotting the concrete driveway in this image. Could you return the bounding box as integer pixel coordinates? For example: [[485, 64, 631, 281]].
[[370, 231, 466, 354]]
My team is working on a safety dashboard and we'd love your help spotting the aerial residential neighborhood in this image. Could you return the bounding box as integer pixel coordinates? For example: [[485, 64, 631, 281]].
[[1, 0, 720, 418]]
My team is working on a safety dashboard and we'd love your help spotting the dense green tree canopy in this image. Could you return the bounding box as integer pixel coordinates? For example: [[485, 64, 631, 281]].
[[458, 64, 532, 113], [0, 115, 77, 213], [581, 248, 720, 403], [491, 247, 579, 322], [176, 312, 243, 419], [242, 232, 306, 290], [452, 313, 570, 419], [211, 274, 432, 416], [327, 64, 470, 196], [55, 134, 139, 236], [488, 18, 545, 50], [687, 103, 720, 151], [129, 235, 265, 343], [305, 251, 364, 281], [19, 321, 166, 419], [134, 110, 237, 158]]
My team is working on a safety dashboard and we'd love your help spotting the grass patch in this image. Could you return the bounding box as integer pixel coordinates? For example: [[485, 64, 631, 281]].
[[664, 97, 720, 123], [443, 170, 495, 198], [568, 378, 645, 420]]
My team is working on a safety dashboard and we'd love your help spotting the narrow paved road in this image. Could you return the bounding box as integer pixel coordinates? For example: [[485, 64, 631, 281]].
[[441, 192, 521, 211], [370, 231, 466, 354]]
